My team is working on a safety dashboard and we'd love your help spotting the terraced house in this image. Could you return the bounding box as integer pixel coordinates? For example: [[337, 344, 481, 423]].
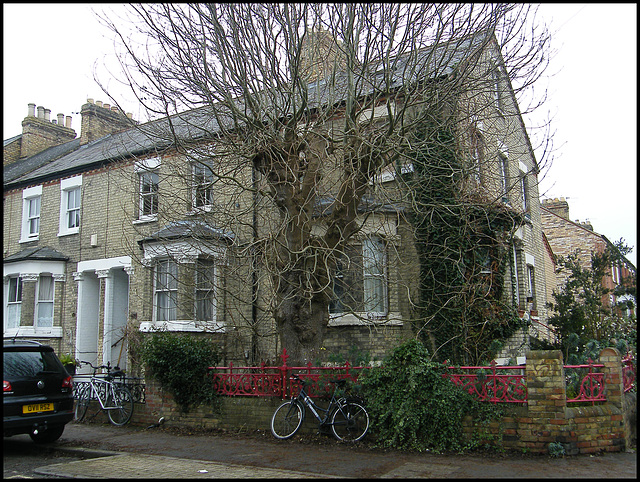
[[4, 30, 551, 373]]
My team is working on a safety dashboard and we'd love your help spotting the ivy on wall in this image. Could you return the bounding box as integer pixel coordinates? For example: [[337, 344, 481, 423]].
[[404, 112, 525, 365]]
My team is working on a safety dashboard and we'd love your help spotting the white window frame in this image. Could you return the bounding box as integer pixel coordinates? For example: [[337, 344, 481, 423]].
[[58, 175, 82, 237], [154, 258, 178, 323], [192, 163, 214, 211], [3, 261, 64, 338], [35, 274, 55, 327], [139, 239, 226, 333], [20, 185, 42, 243], [134, 157, 160, 223], [4, 275, 22, 329], [329, 235, 399, 326], [195, 258, 216, 322], [362, 236, 388, 315]]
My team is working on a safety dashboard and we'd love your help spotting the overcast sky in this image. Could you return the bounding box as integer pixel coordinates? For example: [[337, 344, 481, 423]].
[[3, 4, 637, 266]]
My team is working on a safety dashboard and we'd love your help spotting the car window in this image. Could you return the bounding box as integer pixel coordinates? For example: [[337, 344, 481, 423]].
[[3, 351, 62, 378]]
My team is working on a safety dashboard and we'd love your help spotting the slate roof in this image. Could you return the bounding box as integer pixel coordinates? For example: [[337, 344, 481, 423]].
[[3, 134, 21, 147], [4, 138, 81, 185], [4, 246, 69, 263], [3, 31, 491, 192], [138, 220, 235, 245]]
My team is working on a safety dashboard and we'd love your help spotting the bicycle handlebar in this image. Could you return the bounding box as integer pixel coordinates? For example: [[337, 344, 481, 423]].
[[79, 360, 125, 377]]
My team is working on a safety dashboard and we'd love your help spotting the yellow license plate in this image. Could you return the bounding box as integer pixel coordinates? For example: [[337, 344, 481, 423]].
[[22, 402, 54, 414]]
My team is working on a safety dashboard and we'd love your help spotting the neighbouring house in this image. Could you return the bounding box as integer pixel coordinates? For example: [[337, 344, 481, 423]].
[[3, 30, 551, 373], [541, 197, 636, 318]]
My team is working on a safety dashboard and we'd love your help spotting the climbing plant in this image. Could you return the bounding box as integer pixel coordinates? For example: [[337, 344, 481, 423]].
[[360, 339, 504, 453], [403, 111, 525, 365]]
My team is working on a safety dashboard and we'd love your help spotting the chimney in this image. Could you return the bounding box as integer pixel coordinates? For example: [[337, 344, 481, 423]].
[[57, 113, 64, 125], [300, 28, 345, 83], [542, 197, 570, 220], [19, 102, 77, 159], [79, 98, 135, 146]]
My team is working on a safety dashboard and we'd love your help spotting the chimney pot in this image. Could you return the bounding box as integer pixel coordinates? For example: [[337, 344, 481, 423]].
[[57, 113, 64, 125], [44, 108, 51, 121], [96, 100, 102, 107], [87, 98, 94, 104], [126, 112, 133, 119], [111, 106, 118, 112], [103, 103, 110, 110], [66, 116, 72, 128], [37, 106, 45, 119], [28, 103, 36, 117]]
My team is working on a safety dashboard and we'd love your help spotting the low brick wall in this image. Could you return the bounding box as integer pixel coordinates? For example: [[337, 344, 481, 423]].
[[129, 349, 634, 454], [461, 349, 631, 455]]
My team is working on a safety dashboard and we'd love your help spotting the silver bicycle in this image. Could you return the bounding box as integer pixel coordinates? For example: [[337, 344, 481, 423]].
[[74, 361, 134, 426]]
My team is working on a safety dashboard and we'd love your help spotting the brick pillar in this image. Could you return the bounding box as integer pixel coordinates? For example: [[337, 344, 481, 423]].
[[19, 273, 39, 326], [600, 347, 626, 450], [525, 350, 567, 453]]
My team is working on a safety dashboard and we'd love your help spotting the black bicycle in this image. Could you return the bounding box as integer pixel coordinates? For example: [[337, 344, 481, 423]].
[[270, 373, 369, 442]]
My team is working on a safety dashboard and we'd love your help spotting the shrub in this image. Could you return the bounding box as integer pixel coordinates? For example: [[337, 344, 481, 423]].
[[138, 330, 222, 413], [360, 338, 503, 453]]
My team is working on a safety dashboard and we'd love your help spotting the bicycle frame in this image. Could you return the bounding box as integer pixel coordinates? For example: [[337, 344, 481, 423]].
[[85, 376, 123, 411], [293, 378, 348, 427]]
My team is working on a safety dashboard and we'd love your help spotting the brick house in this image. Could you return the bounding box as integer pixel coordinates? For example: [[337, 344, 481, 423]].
[[4, 31, 551, 371], [541, 197, 636, 317]]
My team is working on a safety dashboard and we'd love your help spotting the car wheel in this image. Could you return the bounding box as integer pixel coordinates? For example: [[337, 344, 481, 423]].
[[29, 424, 65, 444]]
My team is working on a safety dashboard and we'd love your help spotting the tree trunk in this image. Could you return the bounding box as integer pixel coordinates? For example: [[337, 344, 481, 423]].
[[274, 286, 329, 367]]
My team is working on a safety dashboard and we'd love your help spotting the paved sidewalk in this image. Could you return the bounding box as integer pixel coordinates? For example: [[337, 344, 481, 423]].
[[31, 421, 637, 479], [36, 452, 337, 479]]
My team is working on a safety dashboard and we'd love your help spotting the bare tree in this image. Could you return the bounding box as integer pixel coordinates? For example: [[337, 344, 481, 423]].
[[98, 4, 551, 365]]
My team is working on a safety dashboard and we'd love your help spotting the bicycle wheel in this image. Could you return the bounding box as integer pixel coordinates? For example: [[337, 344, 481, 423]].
[[270, 400, 304, 439], [330, 401, 369, 442], [106, 386, 134, 426], [74, 385, 90, 422]]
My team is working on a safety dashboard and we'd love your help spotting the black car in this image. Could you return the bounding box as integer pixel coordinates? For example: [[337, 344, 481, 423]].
[[3, 339, 75, 443]]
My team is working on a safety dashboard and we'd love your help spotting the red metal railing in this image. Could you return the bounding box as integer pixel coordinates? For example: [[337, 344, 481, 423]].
[[444, 361, 527, 404], [209, 349, 634, 403], [564, 359, 606, 404], [208, 349, 367, 398]]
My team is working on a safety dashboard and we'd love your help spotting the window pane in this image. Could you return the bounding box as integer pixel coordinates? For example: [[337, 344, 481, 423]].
[[140, 172, 159, 216], [67, 188, 81, 209], [37, 302, 54, 327], [28, 197, 40, 235], [9, 277, 22, 302], [29, 197, 40, 217], [38, 276, 54, 301], [196, 259, 215, 321], [363, 237, 387, 314], [6, 304, 21, 329], [193, 164, 213, 207], [364, 277, 385, 312], [155, 260, 177, 322]]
